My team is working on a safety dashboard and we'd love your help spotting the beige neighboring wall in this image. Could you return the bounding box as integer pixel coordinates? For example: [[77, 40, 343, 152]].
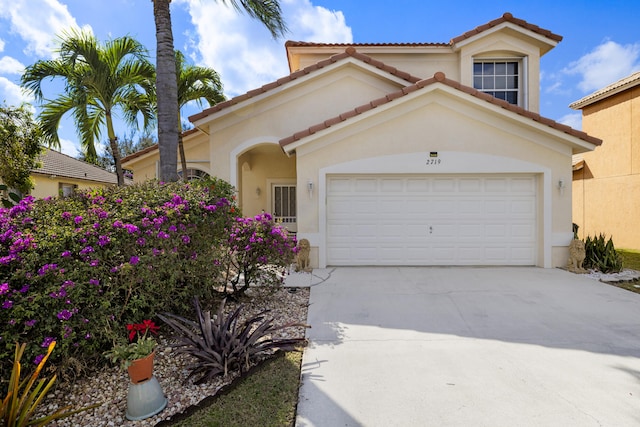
[[572, 82, 640, 249], [30, 174, 112, 198]]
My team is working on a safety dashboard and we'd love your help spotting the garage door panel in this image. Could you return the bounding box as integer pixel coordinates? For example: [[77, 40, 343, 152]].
[[326, 174, 537, 266]]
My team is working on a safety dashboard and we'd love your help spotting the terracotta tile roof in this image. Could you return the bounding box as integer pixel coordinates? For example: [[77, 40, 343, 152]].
[[33, 148, 122, 184], [121, 128, 200, 164], [121, 143, 158, 163], [188, 48, 422, 123], [285, 41, 449, 48], [279, 71, 601, 149], [570, 70, 640, 109], [285, 13, 562, 49], [450, 12, 562, 44]]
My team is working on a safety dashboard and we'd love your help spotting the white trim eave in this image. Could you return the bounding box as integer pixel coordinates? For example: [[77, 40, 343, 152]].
[[452, 22, 559, 53]]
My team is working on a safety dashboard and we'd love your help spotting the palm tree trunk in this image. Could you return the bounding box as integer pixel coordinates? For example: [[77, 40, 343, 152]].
[[153, 0, 179, 182], [177, 121, 188, 181], [106, 114, 124, 186]]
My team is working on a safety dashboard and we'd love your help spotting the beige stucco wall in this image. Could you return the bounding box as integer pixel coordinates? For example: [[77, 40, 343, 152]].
[[205, 62, 406, 184], [291, 89, 574, 268], [572, 86, 640, 249], [30, 174, 113, 199]]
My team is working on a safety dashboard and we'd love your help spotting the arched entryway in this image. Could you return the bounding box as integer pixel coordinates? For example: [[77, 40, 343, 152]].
[[237, 143, 297, 231]]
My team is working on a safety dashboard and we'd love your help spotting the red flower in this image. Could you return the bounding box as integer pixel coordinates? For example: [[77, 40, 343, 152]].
[[126, 320, 160, 342]]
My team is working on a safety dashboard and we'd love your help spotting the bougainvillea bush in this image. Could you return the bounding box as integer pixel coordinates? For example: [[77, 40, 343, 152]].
[[220, 212, 297, 296], [0, 179, 241, 377]]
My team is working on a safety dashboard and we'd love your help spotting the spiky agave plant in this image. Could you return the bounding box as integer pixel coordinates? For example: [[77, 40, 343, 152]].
[[158, 298, 307, 384]]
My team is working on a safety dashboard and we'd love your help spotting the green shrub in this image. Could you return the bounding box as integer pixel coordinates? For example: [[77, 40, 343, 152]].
[[584, 233, 623, 273], [0, 179, 236, 377]]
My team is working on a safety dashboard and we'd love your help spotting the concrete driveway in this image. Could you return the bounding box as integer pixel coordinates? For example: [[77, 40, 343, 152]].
[[294, 267, 640, 427]]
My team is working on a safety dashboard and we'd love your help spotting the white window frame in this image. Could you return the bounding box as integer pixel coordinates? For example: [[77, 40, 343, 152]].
[[473, 57, 527, 108]]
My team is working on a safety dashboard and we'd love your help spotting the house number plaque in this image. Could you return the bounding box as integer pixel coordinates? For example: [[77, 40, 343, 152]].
[[426, 152, 441, 165]]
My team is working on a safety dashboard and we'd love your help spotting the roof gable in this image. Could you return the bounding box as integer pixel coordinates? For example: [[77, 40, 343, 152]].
[[189, 48, 421, 124], [450, 12, 562, 46], [280, 71, 600, 154]]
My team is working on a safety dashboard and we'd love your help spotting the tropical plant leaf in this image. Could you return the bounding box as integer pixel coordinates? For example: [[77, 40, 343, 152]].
[[158, 297, 307, 384]]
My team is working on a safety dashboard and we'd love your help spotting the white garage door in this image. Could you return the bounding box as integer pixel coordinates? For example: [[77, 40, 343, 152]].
[[326, 174, 537, 266]]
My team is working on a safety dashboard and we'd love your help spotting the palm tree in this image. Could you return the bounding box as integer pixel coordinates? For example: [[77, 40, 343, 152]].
[[21, 30, 155, 186], [151, 0, 287, 183], [175, 50, 225, 181]]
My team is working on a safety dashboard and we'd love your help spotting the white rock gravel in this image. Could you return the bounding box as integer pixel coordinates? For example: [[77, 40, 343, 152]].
[[581, 268, 640, 283], [42, 286, 310, 427]]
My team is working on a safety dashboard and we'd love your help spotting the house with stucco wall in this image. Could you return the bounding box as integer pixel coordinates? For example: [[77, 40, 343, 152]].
[[29, 148, 125, 199], [571, 71, 640, 250], [122, 12, 601, 269]]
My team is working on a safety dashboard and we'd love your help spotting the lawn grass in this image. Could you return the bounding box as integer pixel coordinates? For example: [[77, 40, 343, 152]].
[[605, 249, 640, 294], [618, 249, 640, 270], [167, 350, 303, 427]]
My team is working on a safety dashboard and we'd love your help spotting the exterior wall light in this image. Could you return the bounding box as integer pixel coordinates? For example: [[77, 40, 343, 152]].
[[307, 180, 314, 198]]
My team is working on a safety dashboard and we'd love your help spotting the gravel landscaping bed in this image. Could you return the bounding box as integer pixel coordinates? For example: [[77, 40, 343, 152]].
[[42, 286, 310, 427]]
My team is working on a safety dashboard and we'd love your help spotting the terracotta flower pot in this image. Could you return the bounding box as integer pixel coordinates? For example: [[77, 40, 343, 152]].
[[127, 352, 155, 384]]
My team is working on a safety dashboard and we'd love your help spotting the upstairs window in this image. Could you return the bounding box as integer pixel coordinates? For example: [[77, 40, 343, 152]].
[[473, 61, 519, 105]]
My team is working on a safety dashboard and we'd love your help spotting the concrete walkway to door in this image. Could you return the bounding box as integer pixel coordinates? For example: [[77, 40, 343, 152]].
[[293, 267, 640, 427]]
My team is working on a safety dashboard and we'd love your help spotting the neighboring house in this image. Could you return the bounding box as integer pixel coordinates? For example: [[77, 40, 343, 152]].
[[570, 71, 640, 250], [30, 148, 125, 199], [123, 12, 600, 269]]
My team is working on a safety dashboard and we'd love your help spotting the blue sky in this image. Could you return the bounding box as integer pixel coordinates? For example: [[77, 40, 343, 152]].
[[1, 0, 639, 157]]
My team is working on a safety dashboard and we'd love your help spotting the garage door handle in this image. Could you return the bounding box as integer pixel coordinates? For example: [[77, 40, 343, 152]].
[[429, 226, 433, 234]]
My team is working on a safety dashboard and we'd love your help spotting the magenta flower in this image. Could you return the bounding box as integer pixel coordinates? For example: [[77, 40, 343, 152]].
[[61, 212, 71, 220], [124, 224, 139, 234], [25, 319, 37, 327], [89, 278, 100, 286], [74, 215, 83, 224], [41, 336, 56, 347], [33, 354, 44, 365], [0, 283, 8, 295], [57, 309, 73, 320], [2, 300, 13, 309], [129, 256, 140, 265], [61, 250, 71, 257]]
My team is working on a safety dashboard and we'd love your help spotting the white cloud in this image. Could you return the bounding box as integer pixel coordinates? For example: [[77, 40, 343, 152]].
[[564, 40, 640, 93], [0, 0, 84, 58], [558, 113, 582, 130], [177, 0, 352, 97], [0, 56, 25, 74], [58, 137, 81, 157], [0, 38, 5, 52], [0, 76, 32, 105]]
